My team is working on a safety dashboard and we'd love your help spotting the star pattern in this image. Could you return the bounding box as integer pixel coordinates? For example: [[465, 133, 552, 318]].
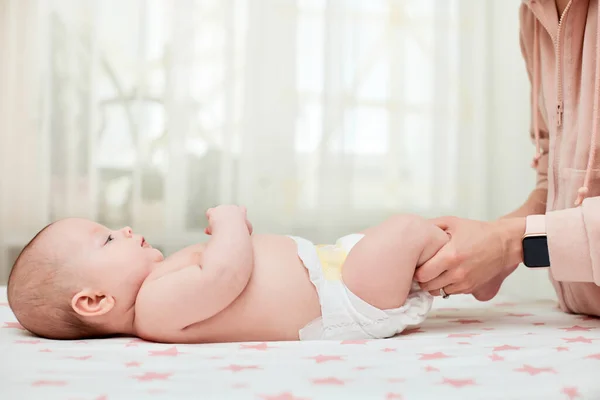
[[451, 319, 483, 324], [447, 333, 479, 338], [307, 355, 344, 364], [67, 355, 92, 361], [386, 394, 403, 399], [418, 352, 451, 360], [340, 339, 368, 345], [125, 339, 146, 347], [312, 377, 346, 385], [562, 387, 582, 399], [441, 378, 476, 388], [125, 362, 141, 368], [514, 365, 556, 376], [492, 345, 521, 352], [260, 392, 310, 400], [133, 372, 172, 382], [149, 346, 183, 357], [578, 315, 598, 322], [561, 325, 594, 332], [240, 342, 274, 351], [562, 336, 593, 344], [3, 322, 25, 330], [221, 364, 261, 372], [1, 290, 599, 399]]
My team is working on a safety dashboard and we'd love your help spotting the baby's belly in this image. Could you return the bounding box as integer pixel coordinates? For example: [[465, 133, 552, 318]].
[[180, 235, 321, 343]]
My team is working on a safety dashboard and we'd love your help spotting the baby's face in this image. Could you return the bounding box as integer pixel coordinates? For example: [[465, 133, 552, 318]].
[[46, 218, 164, 303]]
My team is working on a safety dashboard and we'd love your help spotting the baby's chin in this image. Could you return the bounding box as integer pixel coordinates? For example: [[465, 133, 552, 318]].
[[149, 248, 165, 263]]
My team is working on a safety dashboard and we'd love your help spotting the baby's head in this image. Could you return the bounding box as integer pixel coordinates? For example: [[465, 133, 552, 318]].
[[7, 218, 163, 339]]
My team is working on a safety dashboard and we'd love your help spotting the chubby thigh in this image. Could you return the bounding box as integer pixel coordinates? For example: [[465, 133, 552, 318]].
[[341, 216, 436, 310]]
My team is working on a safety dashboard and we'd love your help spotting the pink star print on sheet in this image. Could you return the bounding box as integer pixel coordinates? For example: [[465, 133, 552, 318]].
[[562, 336, 593, 344], [418, 352, 451, 360], [450, 319, 483, 324], [240, 342, 274, 351], [260, 393, 310, 400], [441, 378, 476, 388], [385, 394, 403, 399], [340, 340, 368, 345], [514, 365, 557, 376], [221, 365, 261, 372], [506, 313, 533, 317], [312, 377, 346, 385], [148, 346, 183, 357], [133, 372, 172, 382], [562, 387, 582, 399], [3, 322, 24, 330], [492, 345, 520, 351], [447, 333, 479, 338], [125, 362, 141, 368], [66, 355, 92, 361], [560, 325, 594, 332], [307, 355, 344, 364]]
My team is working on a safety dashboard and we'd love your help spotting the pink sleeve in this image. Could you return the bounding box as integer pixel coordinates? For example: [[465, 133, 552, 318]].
[[519, 5, 549, 191], [547, 197, 600, 285]]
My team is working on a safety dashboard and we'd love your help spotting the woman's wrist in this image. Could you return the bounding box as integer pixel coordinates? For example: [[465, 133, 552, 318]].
[[493, 217, 526, 268]]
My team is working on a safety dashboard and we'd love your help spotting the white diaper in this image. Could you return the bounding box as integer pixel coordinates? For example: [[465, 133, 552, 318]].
[[289, 234, 433, 341]]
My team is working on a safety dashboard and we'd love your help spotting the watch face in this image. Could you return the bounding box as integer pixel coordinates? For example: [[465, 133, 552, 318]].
[[523, 236, 550, 268]]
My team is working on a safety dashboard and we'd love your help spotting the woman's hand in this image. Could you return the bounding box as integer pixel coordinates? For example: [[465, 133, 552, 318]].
[[415, 216, 526, 297]]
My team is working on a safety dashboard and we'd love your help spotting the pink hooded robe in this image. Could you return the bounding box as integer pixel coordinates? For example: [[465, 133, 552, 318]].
[[520, 0, 600, 315]]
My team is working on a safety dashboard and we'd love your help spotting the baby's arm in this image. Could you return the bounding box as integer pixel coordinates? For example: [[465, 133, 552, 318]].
[[136, 206, 253, 336], [342, 215, 448, 310]]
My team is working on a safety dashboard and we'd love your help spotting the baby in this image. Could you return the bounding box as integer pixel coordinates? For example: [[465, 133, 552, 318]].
[[7, 205, 449, 343]]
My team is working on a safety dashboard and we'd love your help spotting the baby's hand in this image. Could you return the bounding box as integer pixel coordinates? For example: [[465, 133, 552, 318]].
[[205, 205, 253, 235]]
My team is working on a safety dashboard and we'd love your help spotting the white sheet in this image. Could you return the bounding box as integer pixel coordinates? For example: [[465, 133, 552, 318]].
[[1, 286, 599, 399]]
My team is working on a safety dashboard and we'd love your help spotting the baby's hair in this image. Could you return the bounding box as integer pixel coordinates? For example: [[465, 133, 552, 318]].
[[7, 223, 103, 340]]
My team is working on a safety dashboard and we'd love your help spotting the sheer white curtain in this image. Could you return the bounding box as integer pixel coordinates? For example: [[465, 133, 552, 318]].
[[0, 0, 495, 281]]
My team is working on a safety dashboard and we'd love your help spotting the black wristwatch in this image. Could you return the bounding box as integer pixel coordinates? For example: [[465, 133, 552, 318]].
[[522, 215, 550, 268]]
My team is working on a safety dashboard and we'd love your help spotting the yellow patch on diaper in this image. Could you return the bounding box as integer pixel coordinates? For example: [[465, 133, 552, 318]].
[[315, 244, 347, 281]]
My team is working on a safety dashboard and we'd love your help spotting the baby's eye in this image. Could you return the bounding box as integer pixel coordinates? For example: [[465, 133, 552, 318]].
[[105, 234, 114, 245]]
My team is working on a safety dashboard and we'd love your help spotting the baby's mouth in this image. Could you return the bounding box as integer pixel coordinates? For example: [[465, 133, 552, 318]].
[[141, 237, 148, 248]]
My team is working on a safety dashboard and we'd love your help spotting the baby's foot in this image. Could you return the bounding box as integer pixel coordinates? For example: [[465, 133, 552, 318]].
[[472, 264, 518, 301]]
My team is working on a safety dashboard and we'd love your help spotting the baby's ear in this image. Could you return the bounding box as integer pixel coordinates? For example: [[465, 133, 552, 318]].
[[71, 289, 115, 317]]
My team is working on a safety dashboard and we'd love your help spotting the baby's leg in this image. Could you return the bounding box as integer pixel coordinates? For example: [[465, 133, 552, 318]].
[[342, 215, 448, 310]]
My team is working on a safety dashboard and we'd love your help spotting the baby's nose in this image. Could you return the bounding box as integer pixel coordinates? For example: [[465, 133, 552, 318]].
[[121, 226, 133, 238]]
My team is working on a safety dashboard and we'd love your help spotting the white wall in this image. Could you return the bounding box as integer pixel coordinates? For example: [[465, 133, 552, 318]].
[[487, 0, 556, 300]]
